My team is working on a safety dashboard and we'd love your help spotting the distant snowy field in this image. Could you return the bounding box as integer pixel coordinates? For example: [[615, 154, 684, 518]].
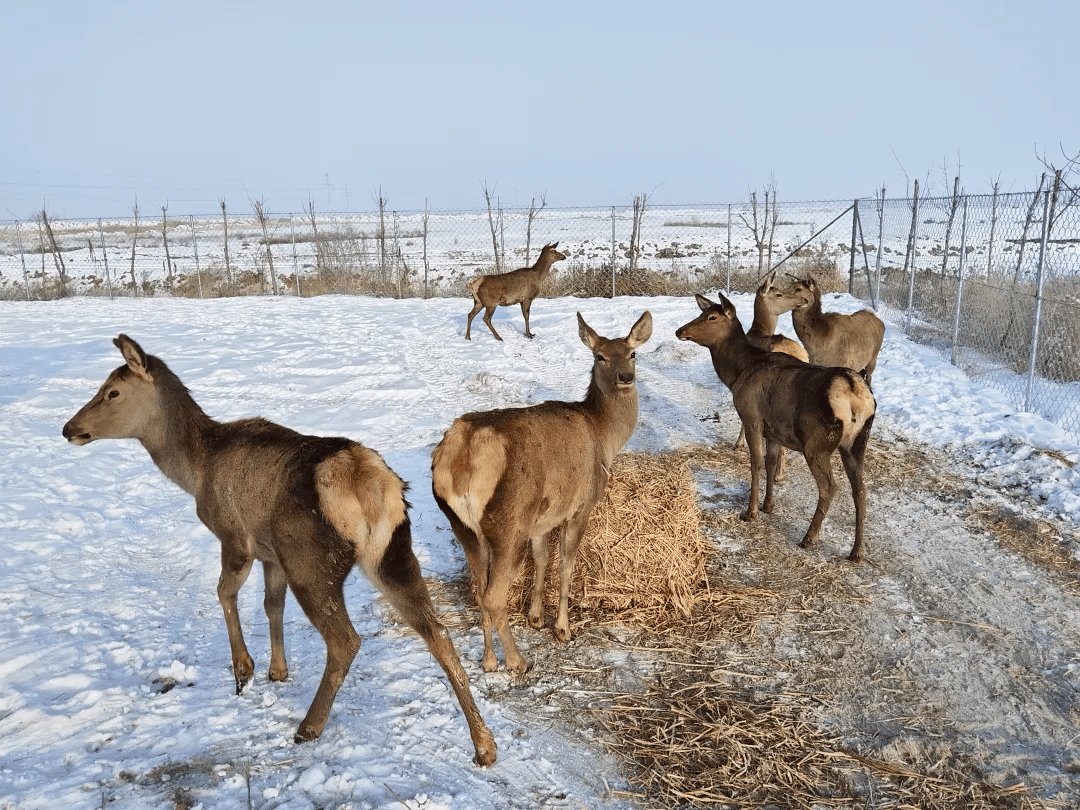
[[1, 292, 1079, 809]]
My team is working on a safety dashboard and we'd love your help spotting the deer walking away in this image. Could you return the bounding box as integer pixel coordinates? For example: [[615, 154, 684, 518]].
[[465, 241, 566, 340], [677, 294, 876, 562], [62, 335, 496, 766], [432, 311, 653, 673]]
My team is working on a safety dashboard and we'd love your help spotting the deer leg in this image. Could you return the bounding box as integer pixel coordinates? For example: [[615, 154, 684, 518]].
[[799, 441, 838, 550], [553, 514, 589, 643], [465, 297, 484, 340], [376, 544, 498, 767], [762, 439, 783, 513], [262, 559, 289, 682], [775, 448, 788, 483], [282, 562, 360, 744], [520, 300, 534, 338], [217, 544, 256, 694], [526, 532, 550, 630], [478, 537, 528, 674], [840, 417, 874, 563], [733, 425, 745, 450], [740, 422, 765, 522], [482, 306, 503, 341]]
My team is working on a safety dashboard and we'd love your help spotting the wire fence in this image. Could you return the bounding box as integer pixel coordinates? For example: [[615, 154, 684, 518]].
[[2, 186, 1079, 439]]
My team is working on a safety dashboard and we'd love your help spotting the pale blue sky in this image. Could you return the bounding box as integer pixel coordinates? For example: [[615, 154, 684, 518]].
[[1, 0, 1076, 219]]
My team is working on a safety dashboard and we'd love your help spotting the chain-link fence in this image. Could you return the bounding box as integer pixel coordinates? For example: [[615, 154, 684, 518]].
[[855, 181, 1080, 439], [2, 189, 1078, 438], [0, 199, 857, 301]]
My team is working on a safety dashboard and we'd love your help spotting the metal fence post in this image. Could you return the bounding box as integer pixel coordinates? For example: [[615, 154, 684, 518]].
[[849, 199, 858, 295], [726, 204, 732, 293], [98, 219, 113, 299], [950, 197, 969, 366], [875, 192, 884, 302], [904, 189, 920, 335], [190, 215, 203, 298], [1024, 189, 1053, 410], [610, 206, 616, 299]]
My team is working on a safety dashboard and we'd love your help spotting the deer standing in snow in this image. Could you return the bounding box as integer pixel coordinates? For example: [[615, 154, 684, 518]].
[[62, 335, 497, 765]]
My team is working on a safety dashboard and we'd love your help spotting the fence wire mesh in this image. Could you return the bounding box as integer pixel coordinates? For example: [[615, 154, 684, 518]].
[[2, 189, 1078, 439]]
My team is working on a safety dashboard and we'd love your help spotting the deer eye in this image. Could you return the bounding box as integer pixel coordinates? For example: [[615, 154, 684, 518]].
[[108, 389, 120, 399], [595, 354, 607, 363], [707, 314, 717, 321], [630, 351, 636, 359]]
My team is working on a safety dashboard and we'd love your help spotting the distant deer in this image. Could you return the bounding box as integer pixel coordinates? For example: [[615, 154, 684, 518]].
[[733, 271, 810, 481], [465, 241, 567, 340], [774, 274, 885, 387], [62, 335, 496, 766], [432, 311, 652, 673], [676, 294, 876, 562]]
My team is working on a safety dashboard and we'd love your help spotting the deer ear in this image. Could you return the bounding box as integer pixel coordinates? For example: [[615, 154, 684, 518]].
[[114, 334, 152, 380], [577, 313, 600, 351], [694, 293, 714, 312], [626, 311, 652, 348]]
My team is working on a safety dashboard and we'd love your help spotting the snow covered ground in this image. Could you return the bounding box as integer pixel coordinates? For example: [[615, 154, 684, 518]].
[[1, 291, 1079, 809]]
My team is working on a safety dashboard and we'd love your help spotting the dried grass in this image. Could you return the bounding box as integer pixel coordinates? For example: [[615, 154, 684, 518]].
[[599, 665, 1058, 809], [507, 451, 740, 637]]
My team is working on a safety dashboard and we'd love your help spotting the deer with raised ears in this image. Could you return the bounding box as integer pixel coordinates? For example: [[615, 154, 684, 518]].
[[676, 294, 876, 562], [734, 271, 811, 480], [774, 274, 885, 387], [61, 335, 497, 766], [432, 311, 652, 673], [465, 241, 567, 341]]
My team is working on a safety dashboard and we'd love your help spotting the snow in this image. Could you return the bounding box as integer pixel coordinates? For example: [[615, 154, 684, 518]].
[[1, 291, 1079, 809]]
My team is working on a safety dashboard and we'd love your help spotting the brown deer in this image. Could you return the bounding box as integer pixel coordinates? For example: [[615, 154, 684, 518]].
[[676, 294, 876, 562], [734, 271, 810, 480], [62, 335, 496, 766], [774, 274, 885, 387], [465, 241, 567, 341], [432, 311, 652, 673]]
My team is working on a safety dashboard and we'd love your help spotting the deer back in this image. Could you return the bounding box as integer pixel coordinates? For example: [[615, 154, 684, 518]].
[[432, 311, 651, 535], [782, 276, 884, 375]]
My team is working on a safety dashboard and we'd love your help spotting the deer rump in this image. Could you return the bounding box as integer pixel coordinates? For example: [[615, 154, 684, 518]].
[[732, 357, 876, 456], [432, 403, 606, 550]]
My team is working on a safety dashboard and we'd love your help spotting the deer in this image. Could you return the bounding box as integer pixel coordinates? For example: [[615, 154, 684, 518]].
[[773, 274, 885, 387], [465, 241, 567, 341], [62, 335, 497, 766], [733, 271, 810, 481], [432, 311, 652, 673], [676, 294, 876, 563]]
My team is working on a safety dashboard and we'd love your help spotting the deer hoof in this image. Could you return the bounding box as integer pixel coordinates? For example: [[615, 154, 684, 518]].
[[293, 726, 321, 744], [739, 509, 757, 523], [268, 665, 288, 683], [527, 613, 544, 630]]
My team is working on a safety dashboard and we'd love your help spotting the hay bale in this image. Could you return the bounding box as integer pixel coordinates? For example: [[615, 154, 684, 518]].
[[507, 451, 711, 632]]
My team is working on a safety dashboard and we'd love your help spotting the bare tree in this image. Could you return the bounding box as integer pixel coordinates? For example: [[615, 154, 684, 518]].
[[525, 191, 548, 266], [939, 175, 962, 278], [305, 195, 322, 282], [129, 197, 140, 296], [481, 179, 501, 272], [161, 203, 174, 290], [739, 176, 778, 274], [422, 198, 430, 298], [1036, 143, 1080, 239], [39, 207, 69, 296], [373, 186, 389, 280], [251, 198, 278, 295], [219, 198, 232, 284], [628, 191, 648, 273]]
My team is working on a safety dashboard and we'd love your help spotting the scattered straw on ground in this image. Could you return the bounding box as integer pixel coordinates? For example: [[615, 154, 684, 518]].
[[598, 664, 1059, 810], [967, 504, 1080, 597]]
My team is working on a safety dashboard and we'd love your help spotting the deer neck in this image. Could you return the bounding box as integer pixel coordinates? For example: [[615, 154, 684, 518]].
[[582, 379, 640, 464], [140, 386, 216, 496], [749, 295, 778, 338], [708, 331, 756, 390], [791, 294, 822, 334]]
